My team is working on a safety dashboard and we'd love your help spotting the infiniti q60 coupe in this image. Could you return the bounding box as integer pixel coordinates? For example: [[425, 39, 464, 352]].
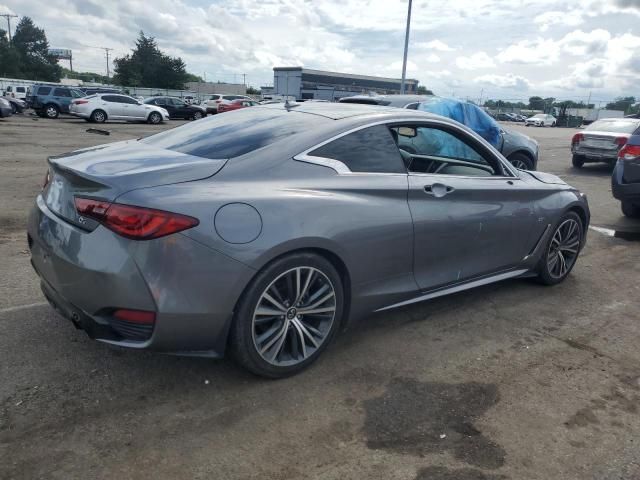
[[28, 102, 590, 377]]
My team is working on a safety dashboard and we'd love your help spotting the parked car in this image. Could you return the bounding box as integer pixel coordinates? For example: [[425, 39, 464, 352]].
[[144, 96, 206, 120], [4, 96, 27, 114], [218, 98, 259, 113], [80, 87, 121, 96], [4, 84, 29, 100], [28, 102, 589, 378], [201, 94, 254, 114], [494, 113, 512, 121], [345, 95, 539, 170], [612, 128, 640, 217], [571, 118, 640, 168], [338, 94, 432, 109], [69, 94, 170, 124], [0, 97, 13, 117], [183, 95, 196, 105], [525, 114, 556, 127], [28, 84, 85, 118]]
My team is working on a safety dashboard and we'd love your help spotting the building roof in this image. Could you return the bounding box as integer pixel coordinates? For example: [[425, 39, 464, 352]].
[[273, 67, 418, 84]]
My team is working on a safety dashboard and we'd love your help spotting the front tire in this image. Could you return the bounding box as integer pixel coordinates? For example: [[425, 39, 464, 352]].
[[509, 153, 533, 170], [572, 154, 585, 168], [147, 112, 162, 124], [192, 111, 203, 120], [621, 201, 640, 218], [44, 104, 59, 119], [230, 252, 344, 378], [90, 109, 107, 123], [536, 212, 583, 285]]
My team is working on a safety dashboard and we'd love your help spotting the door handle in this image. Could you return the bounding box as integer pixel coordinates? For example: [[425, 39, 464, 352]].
[[424, 183, 455, 198]]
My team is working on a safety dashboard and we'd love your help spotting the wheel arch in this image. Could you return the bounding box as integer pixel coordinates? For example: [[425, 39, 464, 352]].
[[508, 149, 535, 165]]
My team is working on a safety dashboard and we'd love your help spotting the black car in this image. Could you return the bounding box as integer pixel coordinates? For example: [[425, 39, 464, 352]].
[[143, 96, 206, 120], [612, 129, 640, 217]]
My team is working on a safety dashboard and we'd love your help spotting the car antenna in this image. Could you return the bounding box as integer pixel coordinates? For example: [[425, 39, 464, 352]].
[[284, 99, 299, 110]]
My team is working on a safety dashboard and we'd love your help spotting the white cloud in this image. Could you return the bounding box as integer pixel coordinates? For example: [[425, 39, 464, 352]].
[[415, 40, 455, 52], [475, 74, 532, 90], [559, 29, 611, 56], [497, 38, 559, 65], [534, 11, 583, 32], [455, 52, 495, 70]]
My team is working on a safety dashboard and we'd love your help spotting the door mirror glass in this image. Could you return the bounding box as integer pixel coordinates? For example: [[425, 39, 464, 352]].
[[397, 126, 417, 138]]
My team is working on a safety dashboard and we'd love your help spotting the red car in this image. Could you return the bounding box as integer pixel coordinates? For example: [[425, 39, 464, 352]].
[[218, 99, 258, 113]]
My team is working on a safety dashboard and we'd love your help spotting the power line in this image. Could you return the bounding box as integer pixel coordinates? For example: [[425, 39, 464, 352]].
[[83, 45, 114, 78], [0, 13, 18, 42]]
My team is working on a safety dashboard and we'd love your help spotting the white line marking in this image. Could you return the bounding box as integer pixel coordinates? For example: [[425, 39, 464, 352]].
[[0, 302, 48, 314], [589, 226, 615, 237]]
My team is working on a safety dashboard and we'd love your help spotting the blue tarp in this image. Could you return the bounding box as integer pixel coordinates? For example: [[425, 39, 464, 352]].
[[416, 97, 501, 148]]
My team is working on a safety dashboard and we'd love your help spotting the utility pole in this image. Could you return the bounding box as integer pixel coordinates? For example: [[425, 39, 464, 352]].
[[400, 0, 412, 94], [103, 47, 113, 80], [0, 14, 18, 42], [242, 73, 246, 86]]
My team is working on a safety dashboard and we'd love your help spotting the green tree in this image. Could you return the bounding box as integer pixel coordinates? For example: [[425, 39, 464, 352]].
[[0, 29, 23, 77], [246, 86, 261, 95], [113, 32, 188, 89], [605, 96, 636, 113], [11, 17, 61, 81], [528, 96, 545, 110], [417, 85, 434, 95]]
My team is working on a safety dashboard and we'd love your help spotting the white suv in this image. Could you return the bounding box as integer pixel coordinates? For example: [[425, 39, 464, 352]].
[[4, 85, 29, 100], [201, 94, 253, 114]]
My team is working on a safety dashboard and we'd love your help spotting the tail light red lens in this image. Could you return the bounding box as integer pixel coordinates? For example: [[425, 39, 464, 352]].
[[618, 144, 640, 160], [74, 197, 199, 240], [73, 100, 89, 105], [614, 136, 628, 147], [571, 133, 584, 145], [113, 309, 156, 324]]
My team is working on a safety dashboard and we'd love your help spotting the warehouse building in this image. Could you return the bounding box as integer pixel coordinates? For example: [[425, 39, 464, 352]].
[[270, 67, 419, 101]]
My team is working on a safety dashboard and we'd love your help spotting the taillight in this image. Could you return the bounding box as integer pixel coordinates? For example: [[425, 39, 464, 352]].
[[618, 144, 640, 160], [73, 99, 89, 105], [614, 136, 628, 148], [74, 197, 199, 240], [113, 309, 156, 324], [571, 133, 584, 145]]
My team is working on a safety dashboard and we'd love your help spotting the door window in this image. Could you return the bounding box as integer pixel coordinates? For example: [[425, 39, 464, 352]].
[[102, 95, 120, 103], [308, 125, 405, 173], [53, 88, 71, 97], [390, 125, 501, 176], [37, 86, 51, 95], [16, 87, 25, 93]]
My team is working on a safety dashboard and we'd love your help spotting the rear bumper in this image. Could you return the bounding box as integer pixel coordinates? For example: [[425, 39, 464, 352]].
[[573, 146, 618, 162], [68, 109, 90, 119], [612, 160, 640, 201], [0, 106, 12, 117], [28, 195, 256, 357]]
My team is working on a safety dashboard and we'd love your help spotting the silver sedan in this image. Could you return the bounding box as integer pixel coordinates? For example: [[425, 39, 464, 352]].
[[28, 103, 590, 377]]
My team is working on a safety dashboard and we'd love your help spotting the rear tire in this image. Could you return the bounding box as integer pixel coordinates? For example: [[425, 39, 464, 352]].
[[90, 109, 107, 123], [147, 112, 162, 124], [44, 104, 59, 119], [192, 111, 203, 120], [508, 152, 533, 170], [536, 212, 583, 286], [229, 252, 344, 378], [621, 201, 640, 218], [572, 154, 585, 168]]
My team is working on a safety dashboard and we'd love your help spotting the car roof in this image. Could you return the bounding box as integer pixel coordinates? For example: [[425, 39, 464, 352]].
[[258, 101, 448, 122]]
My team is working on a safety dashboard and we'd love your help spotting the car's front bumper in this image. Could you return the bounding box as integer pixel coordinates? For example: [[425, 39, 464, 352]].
[[0, 106, 12, 117], [28, 194, 256, 357]]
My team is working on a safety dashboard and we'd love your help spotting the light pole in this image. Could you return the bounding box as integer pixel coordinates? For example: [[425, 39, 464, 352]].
[[400, 0, 412, 94]]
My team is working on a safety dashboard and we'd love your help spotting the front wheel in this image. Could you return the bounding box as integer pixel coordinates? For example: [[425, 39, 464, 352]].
[[230, 253, 344, 378], [192, 111, 203, 120], [147, 112, 162, 124], [45, 104, 59, 119], [536, 212, 583, 285], [508, 153, 533, 170], [621, 201, 640, 218], [90, 109, 107, 123]]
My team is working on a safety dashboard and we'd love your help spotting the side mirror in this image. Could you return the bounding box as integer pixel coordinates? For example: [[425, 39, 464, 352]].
[[397, 126, 417, 138]]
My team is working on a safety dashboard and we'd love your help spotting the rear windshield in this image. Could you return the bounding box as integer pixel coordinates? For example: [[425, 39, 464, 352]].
[[586, 119, 640, 134], [340, 98, 389, 106], [142, 107, 331, 159]]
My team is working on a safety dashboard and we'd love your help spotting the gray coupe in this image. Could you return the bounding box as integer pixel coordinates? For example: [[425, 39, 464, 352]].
[[28, 103, 590, 377]]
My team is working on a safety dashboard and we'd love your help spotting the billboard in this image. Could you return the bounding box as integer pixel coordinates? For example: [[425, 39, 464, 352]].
[[49, 48, 72, 60]]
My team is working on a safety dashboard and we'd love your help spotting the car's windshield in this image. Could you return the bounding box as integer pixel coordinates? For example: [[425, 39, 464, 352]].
[[141, 107, 331, 159], [532, 114, 545, 119], [585, 119, 640, 134]]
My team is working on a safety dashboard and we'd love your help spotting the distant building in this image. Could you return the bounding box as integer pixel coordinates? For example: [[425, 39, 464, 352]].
[[272, 67, 419, 101], [184, 81, 246, 95]]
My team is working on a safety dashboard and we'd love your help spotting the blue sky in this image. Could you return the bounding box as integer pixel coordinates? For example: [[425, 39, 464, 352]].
[[1, 0, 639, 103]]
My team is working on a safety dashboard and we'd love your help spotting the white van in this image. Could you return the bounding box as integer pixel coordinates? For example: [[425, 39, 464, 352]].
[[5, 85, 29, 100]]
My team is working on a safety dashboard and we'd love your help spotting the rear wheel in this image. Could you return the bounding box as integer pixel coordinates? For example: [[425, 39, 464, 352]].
[[147, 112, 162, 124], [621, 201, 640, 218], [572, 154, 585, 168], [45, 104, 59, 119], [536, 212, 583, 285], [90, 109, 107, 123], [508, 152, 533, 170], [230, 252, 344, 378], [192, 110, 203, 120]]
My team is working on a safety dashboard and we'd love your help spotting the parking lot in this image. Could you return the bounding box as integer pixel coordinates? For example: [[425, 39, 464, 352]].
[[1, 113, 639, 479]]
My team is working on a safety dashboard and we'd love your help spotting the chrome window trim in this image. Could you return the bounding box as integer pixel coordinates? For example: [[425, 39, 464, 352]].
[[293, 117, 519, 179]]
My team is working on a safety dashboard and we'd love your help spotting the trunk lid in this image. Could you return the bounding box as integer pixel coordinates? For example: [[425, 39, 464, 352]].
[[44, 139, 226, 229]]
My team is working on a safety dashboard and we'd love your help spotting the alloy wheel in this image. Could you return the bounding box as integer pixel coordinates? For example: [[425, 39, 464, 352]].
[[252, 267, 337, 367], [46, 106, 58, 118], [546, 218, 581, 279], [510, 158, 528, 170]]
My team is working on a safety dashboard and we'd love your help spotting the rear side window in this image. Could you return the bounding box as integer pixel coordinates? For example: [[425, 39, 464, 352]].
[[309, 125, 405, 173], [143, 108, 331, 159], [102, 95, 120, 103], [37, 86, 51, 95], [17, 87, 25, 93], [53, 88, 70, 97]]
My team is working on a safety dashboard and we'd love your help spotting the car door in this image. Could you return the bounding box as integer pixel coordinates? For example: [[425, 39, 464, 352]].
[[118, 95, 146, 119], [393, 122, 538, 290], [171, 98, 190, 118], [101, 95, 125, 118], [52, 88, 72, 112], [153, 97, 174, 117]]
